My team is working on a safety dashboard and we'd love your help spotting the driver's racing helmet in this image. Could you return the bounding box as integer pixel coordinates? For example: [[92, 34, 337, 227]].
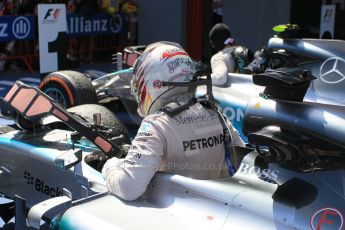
[[209, 23, 234, 52], [131, 42, 196, 117]]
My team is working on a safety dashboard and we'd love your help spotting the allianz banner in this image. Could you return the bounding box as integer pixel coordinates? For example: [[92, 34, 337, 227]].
[[0, 16, 35, 42], [67, 13, 126, 37], [0, 13, 125, 42]]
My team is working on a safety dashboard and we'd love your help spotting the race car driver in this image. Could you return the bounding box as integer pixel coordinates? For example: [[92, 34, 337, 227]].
[[209, 23, 236, 86], [102, 42, 245, 201], [209, 23, 253, 85]]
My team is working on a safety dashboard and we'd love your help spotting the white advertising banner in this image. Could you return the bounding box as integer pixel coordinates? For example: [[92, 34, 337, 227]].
[[319, 5, 336, 39], [38, 4, 67, 74]]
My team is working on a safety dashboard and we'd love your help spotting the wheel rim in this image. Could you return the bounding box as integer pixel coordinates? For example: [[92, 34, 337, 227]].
[[44, 87, 68, 107]]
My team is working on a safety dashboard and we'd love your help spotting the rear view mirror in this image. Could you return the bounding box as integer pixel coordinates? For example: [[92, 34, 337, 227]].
[[3, 81, 123, 157], [122, 45, 146, 66], [3, 82, 53, 121]]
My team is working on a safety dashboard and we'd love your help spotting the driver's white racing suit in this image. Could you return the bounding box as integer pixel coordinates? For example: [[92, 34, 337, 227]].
[[211, 47, 235, 86], [102, 102, 245, 201]]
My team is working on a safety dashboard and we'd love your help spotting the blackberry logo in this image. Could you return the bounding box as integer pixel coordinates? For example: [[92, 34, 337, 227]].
[[23, 171, 63, 197], [24, 171, 34, 185]]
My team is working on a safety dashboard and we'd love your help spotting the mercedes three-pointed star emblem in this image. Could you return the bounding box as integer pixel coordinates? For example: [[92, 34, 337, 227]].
[[320, 57, 345, 84]]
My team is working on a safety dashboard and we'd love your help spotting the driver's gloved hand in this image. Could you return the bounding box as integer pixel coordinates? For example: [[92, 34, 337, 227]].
[[85, 144, 132, 172], [121, 144, 131, 156], [85, 152, 108, 172]]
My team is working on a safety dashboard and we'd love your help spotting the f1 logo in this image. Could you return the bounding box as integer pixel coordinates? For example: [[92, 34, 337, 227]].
[[310, 207, 344, 230], [44, 8, 61, 20]]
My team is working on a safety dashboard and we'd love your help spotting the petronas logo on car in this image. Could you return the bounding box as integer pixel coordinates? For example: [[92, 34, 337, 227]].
[[24, 171, 63, 197]]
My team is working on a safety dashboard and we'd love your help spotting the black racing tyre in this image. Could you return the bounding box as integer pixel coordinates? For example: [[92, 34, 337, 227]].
[[67, 104, 131, 145], [39, 70, 97, 108]]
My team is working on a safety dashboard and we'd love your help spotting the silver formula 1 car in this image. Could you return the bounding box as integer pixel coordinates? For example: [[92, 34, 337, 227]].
[[0, 60, 344, 230], [35, 24, 345, 145]]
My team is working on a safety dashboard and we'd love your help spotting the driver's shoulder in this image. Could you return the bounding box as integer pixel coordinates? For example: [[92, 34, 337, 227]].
[[142, 112, 171, 128]]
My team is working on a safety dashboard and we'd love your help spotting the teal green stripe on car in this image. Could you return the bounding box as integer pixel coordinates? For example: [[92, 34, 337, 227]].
[[0, 137, 56, 161]]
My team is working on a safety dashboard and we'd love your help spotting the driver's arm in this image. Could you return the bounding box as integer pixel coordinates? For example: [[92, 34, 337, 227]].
[[228, 120, 245, 147], [102, 120, 165, 201], [210, 52, 234, 86]]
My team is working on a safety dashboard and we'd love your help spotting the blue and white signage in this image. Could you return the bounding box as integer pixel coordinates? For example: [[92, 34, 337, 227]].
[[0, 16, 35, 41], [38, 4, 67, 74], [67, 13, 125, 36], [320, 5, 336, 39]]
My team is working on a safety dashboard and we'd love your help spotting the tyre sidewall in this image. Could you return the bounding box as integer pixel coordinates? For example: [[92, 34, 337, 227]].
[[40, 71, 97, 108], [40, 73, 79, 107]]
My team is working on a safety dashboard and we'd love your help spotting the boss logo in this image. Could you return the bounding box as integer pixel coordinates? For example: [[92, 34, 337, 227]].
[[237, 163, 279, 181]]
